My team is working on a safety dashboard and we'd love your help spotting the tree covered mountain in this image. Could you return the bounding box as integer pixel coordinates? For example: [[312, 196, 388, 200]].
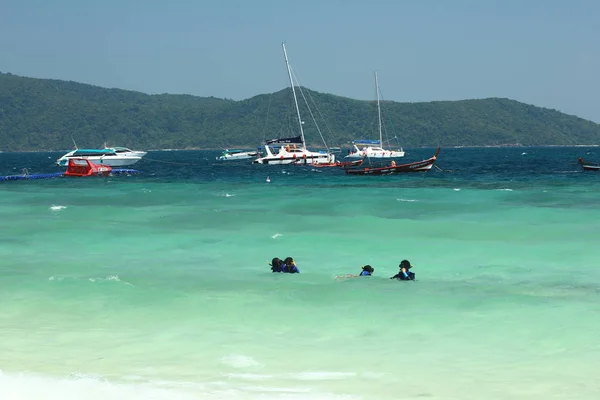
[[1, 72, 599, 152]]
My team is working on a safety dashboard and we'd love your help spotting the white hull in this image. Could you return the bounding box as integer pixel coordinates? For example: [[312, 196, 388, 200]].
[[57, 147, 146, 167], [345, 147, 405, 159], [114, 150, 147, 158], [217, 152, 259, 161], [57, 155, 142, 167], [253, 147, 335, 165]]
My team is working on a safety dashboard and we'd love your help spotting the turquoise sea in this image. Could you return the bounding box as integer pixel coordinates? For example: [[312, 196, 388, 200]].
[[1, 147, 600, 400]]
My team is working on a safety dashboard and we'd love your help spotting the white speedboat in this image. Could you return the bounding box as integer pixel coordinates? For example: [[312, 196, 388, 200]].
[[345, 71, 404, 159], [253, 43, 335, 166], [56, 147, 146, 167], [217, 149, 261, 161]]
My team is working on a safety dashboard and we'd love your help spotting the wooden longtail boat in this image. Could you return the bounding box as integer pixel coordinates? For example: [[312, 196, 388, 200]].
[[345, 147, 440, 175]]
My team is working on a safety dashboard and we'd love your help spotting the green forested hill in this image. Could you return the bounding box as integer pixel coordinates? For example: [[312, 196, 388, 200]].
[[1, 72, 599, 151]]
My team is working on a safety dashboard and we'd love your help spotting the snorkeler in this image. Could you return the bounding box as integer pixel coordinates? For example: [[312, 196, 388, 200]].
[[269, 257, 285, 273], [359, 265, 374, 276], [390, 260, 415, 281], [282, 257, 300, 273], [334, 265, 374, 280]]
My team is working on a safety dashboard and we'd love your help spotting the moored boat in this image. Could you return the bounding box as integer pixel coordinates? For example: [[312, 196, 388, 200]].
[[311, 159, 364, 168], [252, 43, 336, 166], [64, 158, 112, 177], [578, 158, 600, 171], [217, 149, 261, 161], [345, 147, 440, 175], [56, 147, 146, 167], [345, 71, 405, 160]]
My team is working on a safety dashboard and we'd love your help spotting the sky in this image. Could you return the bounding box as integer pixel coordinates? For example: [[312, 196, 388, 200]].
[[1, 0, 599, 122]]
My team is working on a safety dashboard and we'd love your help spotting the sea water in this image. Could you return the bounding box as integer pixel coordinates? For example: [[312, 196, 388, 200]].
[[1, 147, 600, 400]]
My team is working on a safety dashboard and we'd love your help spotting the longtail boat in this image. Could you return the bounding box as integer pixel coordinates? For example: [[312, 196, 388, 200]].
[[578, 158, 600, 171], [311, 159, 364, 168], [345, 147, 440, 175]]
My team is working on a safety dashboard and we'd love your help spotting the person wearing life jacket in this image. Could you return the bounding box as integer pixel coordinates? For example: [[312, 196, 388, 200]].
[[269, 257, 285, 273], [282, 257, 300, 273], [390, 260, 415, 281], [359, 265, 374, 276], [334, 264, 374, 280]]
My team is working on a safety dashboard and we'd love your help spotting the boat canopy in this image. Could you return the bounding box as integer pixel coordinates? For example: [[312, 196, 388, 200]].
[[266, 135, 303, 145], [353, 140, 381, 145]]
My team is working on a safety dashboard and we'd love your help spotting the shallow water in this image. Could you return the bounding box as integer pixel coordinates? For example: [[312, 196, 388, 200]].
[[1, 147, 600, 399]]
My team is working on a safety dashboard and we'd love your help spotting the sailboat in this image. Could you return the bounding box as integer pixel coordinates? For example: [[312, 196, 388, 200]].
[[252, 43, 335, 165], [345, 71, 405, 159]]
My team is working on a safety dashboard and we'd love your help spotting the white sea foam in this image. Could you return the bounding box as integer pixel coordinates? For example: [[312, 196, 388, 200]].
[[220, 354, 261, 369], [241, 385, 311, 393], [498, 188, 514, 191], [224, 373, 273, 381], [271, 233, 282, 239], [88, 275, 133, 285], [0, 371, 198, 400], [453, 188, 461, 191], [397, 198, 418, 202], [290, 372, 357, 381], [49, 275, 132, 285], [50, 205, 67, 211]]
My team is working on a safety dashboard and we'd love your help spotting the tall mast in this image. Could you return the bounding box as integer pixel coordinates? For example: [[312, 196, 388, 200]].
[[375, 70, 383, 145], [282, 42, 306, 148]]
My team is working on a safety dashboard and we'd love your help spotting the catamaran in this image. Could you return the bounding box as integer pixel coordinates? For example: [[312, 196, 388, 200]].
[[345, 71, 404, 159], [253, 43, 335, 165]]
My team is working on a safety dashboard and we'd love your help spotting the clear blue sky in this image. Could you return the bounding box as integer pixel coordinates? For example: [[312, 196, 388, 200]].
[[2, 0, 599, 122]]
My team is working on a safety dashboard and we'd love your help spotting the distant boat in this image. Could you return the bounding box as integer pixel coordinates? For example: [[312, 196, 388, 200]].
[[311, 159, 364, 168], [345, 148, 440, 175], [253, 43, 336, 165], [345, 71, 405, 159], [578, 157, 600, 171], [56, 147, 146, 167], [216, 149, 261, 161]]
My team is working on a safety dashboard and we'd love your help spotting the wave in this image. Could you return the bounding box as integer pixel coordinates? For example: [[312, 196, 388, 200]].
[[48, 275, 133, 286], [220, 354, 261, 369], [0, 370, 359, 400]]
